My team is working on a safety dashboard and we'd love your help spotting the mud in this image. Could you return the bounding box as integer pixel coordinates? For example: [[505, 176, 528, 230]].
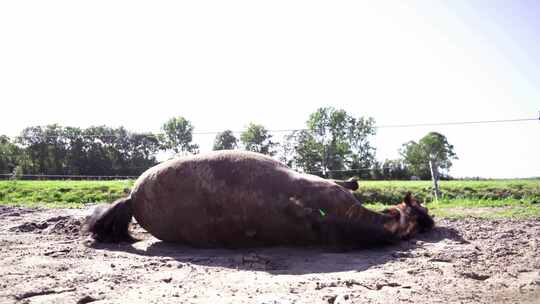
[[1, 205, 539, 303]]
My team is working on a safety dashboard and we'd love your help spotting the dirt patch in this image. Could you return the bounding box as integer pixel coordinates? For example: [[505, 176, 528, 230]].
[[8, 214, 82, 236], [1, 206, 539, 303]]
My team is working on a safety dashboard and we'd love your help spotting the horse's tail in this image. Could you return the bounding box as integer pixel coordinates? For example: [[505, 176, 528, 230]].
[[84, 197, 136, 243]]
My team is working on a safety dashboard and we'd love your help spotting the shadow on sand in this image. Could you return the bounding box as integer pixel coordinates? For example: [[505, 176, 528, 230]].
[[91, 225, 465, 275]]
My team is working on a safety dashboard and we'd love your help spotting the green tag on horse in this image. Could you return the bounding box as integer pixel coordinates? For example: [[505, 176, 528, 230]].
[[319, 209, 326, 217]]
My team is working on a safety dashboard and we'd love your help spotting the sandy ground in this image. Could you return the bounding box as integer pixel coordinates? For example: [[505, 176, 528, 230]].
[[1, 205, 539, 304]]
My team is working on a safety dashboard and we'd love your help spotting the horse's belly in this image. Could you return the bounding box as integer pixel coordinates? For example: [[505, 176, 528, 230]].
[[132, 195, 314, 246], [130, 173, 313, 246]]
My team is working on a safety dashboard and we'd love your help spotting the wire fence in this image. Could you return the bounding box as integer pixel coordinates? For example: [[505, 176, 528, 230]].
[[0, 174, 138, 180], [0, 168, 380, 180], [1, 115, 538, 180], [1, 171, 537, 181], [0, 163, 420, 180]]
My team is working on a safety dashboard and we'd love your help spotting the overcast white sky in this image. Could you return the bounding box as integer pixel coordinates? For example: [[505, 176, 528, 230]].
[[0, 1, 538, 178]]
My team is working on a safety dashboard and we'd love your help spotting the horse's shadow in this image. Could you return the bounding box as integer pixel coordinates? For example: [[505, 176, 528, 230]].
[[92, 225, 465, 275]]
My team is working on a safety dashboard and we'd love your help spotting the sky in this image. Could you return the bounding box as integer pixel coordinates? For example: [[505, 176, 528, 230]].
[[0, 1, 538, 178]]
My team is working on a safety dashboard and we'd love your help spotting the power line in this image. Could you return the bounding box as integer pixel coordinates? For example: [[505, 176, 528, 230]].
[[2, 115, 537, 180], [147, 117, 540, 134], [376, 118, 538, 129], [4, 116, 538, 139]]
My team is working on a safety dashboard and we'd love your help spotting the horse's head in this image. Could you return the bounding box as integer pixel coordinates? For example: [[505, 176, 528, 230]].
[[386, 192, 435, 239]]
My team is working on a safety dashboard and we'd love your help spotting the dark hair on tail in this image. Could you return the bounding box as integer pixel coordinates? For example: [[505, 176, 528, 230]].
[[84, 197, 136, 243]]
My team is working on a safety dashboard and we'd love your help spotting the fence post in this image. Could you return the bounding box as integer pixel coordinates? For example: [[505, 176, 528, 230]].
[[429, 158, 440, 202], [322, 144, 327, 178]]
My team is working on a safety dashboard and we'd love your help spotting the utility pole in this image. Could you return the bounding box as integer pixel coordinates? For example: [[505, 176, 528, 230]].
[[321, 131, 330, 178], [429, 157, 441, 202]]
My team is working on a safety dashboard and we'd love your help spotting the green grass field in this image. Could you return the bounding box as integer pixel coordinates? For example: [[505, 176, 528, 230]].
[[364, 198, 540, 220], [356, 179, 540, 203], [0, 180, 133, 208], [359, 180, 540, 219], [1, 179, 539, 219]]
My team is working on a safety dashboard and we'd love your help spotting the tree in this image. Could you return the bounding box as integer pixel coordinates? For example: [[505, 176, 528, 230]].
[[0, 135, 22, 175], [240, 123, 276, 155], [213, 130, 238, 150], [82, 125, 116, 175], [122, 132, 160, 175], [281, 130, 322, 172], [400, 132, 457, 179], [369, 160, 384, 180], [16, 124, 69, 175], [12, 124, 161, 177], [63, 126, 86, 175], [84, 126, 160, 175], [381, 159, 412, 180], [368, 159, 412, 180], [160, 117, 199, 155], [287, 107, 376, 178]]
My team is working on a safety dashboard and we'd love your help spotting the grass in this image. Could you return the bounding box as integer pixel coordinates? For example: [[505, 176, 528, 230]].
[[0, 180, 133, 208], [365, 198, 540, 220], [356, 180, 540, 219], [0, 179, 539, 219], [355, 180, 540, 205]]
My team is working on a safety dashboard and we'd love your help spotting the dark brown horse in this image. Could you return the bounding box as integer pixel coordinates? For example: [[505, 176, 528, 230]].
[[85, 150, 434, 248]]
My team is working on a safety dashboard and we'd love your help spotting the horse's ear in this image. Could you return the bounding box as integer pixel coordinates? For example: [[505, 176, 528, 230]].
[[404, 192, 412, 205], [331, 178, 359, 191]]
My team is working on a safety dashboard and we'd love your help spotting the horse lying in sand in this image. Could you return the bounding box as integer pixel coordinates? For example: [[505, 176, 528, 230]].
[[85, 150, 434, 248]]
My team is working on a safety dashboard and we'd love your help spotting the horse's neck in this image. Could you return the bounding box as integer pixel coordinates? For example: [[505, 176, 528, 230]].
[[338, 204, 404, 244], [345, 204, 398, 227]]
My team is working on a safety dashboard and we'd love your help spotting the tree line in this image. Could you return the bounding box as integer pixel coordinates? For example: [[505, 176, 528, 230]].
[[0, 107, 457, 180]]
